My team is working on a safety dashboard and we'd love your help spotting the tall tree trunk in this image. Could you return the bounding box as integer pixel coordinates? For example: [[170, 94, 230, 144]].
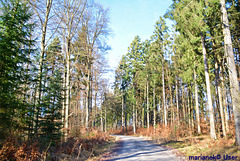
[[142, 100, 144, 128], [101, 93, 103, 132], [182, 85, 186, 125], [158, 98, 161, 125], [190, 90, 194, 130], [133, 83, 136, 134], [133, 103, 136, 134], [220, 0, 240, 145], [35, 0, 53, 137], [170, 85, 174, 127], [105, 106, 107, 132], [122, 93, 124, 132], [82, 94, 86, 126], [215, 57, 226, 137], [62, 56, 66, 135], [65, 38, 70, 140], [223, 88, 229, 132], [85, 61, 90, 129], [146, 78, 150, 129], [162, 64, 167, 126], [136, 98, 139, 128], [125, 100, 127, 133], [220, 65, 229, 132], [90, 70, 93, 128], [194, 67, 201, 134], [153, 79, 156, 133], [93, 87, 97, 127], [201, 32, 216, 139], [176, 77, 180, 127], [136, 104, 138, 128], [188, 89, 191, 129]]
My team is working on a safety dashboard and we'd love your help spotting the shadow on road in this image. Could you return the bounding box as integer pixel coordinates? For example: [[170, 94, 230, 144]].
[[109, 135, 179, 161]]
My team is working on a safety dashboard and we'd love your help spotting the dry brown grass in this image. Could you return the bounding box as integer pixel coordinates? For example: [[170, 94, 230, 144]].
[[0, 129, 113, 161], [0, 136, 40, 161]]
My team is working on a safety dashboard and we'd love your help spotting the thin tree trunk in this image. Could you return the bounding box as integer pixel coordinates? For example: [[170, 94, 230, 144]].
[[170, 85, 174, 127], [105, 106, 107, 132], [122, 93, 124, 132], [182, 85, 186, 124], [201, 32, 216, 139], [136, 104, 138, 128], [85, 62, 90, 128], [136, 97, 139, 128], [90, 69, 93, 128], [82, 94, 86, 126], [194, 67, 201, 134], [158, 98, 161, 125], [153, 79, 156, 133], [93, 87, 97, 127], [215, 57, 226, 137], [133, 83, 136, 134], [35, 0, 53, 137], [62, 57, 66, 135], [220, 66, 229, 132], [125, 100, 127, 133], [142, 90, 145, 127], [162, 64, 167, 126], [64, 37, 71, 140], [190, 90, 194, 130], [142, 102, 144, 128], [220, 0, 240, 145], [133, 103, 136, 134], [176, 77, 180, 127], [147, 78, 150, 129], [101, 93, 103, 132], [223, 87, 229, 132], [188, 89, 191, 129]]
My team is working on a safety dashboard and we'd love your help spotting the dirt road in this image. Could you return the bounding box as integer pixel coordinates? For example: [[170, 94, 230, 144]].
[[110, 135, 181, 161]]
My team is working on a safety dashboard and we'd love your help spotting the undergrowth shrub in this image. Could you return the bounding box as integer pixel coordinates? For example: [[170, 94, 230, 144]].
[[54, 129, 111, 160], [109, 126, 134, 135], [0, 129, 111, 161], [0, 136, 40, 161], [109, 121, 236, 143]]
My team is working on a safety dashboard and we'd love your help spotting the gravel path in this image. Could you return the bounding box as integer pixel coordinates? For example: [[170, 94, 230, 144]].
[[110, 135, 181, 161]]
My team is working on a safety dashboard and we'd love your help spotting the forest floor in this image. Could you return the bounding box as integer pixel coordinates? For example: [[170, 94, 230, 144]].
[[0, 130, 118, 161], [2, 128, 239, 160], [48, 133, 119, 161]]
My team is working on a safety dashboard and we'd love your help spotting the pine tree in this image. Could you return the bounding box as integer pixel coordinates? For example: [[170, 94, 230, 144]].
[[0, 0, 34, 138], [125, 35, 143, 132], [167, 0, 218, 139], [151, 17, 169, 127], [39, 37, 63, 143]]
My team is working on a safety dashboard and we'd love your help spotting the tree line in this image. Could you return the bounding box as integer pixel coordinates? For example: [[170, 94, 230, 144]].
[[1, 0, 240, 148], [106, 0, 240, 145], [0, 0, 111, 145]]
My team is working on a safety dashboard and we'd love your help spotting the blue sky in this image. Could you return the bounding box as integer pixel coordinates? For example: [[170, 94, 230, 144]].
[[100, 0, 173, 83]]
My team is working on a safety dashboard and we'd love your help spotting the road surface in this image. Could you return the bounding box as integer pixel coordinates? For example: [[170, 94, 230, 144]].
[[110, 135, 181, 161]]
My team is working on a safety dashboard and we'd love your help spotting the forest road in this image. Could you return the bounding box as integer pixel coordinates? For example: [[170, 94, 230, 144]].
[[109, 135, 181, 161]]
